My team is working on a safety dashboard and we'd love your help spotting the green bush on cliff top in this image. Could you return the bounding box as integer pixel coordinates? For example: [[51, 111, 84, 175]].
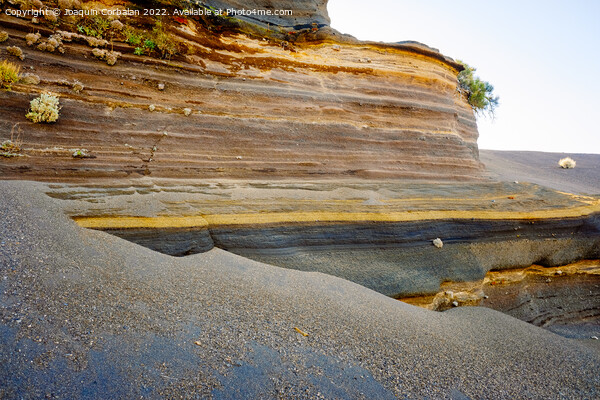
[[457, 61, 499, 118]]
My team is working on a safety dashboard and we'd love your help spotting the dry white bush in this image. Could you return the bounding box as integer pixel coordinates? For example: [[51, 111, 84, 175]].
[[26, 92, 61, 123], [26, 32, 41, 46], [20, 73, 40, 85], [558, 157, 576, 169], [110, 20, 124, 30], [6, 46, 24, 60], [91, 48, 120, 66]]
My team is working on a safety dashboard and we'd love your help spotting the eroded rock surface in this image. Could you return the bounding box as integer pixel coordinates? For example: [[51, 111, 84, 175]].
[[203, 0, 331, 28], [401, 261, 600, 339], [0, 5, 480, 181], [44, 179, 600, 297]]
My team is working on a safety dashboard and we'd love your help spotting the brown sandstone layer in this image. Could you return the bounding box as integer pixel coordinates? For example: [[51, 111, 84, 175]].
[[1, 6, 481, 182]]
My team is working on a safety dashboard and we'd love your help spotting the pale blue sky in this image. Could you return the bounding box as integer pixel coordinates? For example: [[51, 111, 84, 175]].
[[328, 0, 600, 154]]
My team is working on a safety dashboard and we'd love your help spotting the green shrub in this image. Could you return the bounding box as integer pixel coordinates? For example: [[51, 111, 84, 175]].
[[0, 59, 20, 89], [72, 149, 88, 158], [77, 16, 111, 38], [152, 21, 177, 59], [143, 39, 156, 50], [134, 47, 144, 55], [457, 61, 499, 118], [125, 28, 142, 46], [26, 92, 61, 123]]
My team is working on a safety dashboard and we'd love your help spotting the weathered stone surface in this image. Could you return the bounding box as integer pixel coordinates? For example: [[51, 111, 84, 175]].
[[50, 180, 600, 296], [203, 0, 330, 28], [0, 9, 480, 181], [401, 261, 600, 337]]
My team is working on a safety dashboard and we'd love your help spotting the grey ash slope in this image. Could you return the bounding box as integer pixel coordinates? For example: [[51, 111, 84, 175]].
[[481, 150, 600, 195], [0, 180, 598, 399]]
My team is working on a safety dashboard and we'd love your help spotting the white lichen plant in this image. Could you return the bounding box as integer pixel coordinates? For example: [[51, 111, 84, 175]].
[[558, 157, 576, 169], [26, 92, 61, 123]]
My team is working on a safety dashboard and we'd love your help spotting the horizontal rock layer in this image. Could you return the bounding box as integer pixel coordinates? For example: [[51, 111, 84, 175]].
[[481, 262, 600, 330], [399, 261, 600, 335], [52, 180, 600, 297], [0, 11, 481, 181]]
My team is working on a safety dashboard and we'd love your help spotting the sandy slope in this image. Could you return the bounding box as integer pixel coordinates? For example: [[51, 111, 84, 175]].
[[1, 180, 598, 399], [480, 150, 600, 195]]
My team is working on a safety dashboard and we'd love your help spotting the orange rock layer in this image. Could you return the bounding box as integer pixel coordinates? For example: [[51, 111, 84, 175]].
[[0, 11, 482, 181]]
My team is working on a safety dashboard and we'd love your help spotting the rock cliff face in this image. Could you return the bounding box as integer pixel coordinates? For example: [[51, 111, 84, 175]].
[[203, 0, 330, 28], [52, 180, 600, 298], [0, 1, 482, 181], [2, 0, 598, 307]]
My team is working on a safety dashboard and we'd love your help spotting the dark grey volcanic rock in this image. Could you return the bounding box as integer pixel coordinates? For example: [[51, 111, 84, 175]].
[[481, 150, 600, 195], [204, 0, 330, 28]]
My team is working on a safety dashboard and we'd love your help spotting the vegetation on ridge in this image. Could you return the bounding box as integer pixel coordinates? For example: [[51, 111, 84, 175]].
[[457, 61, 499, 118], [0, 59, 21, 89], [26, 92, 61, 123]]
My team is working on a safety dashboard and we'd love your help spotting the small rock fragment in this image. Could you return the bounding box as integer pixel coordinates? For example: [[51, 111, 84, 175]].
[[432, 238, 443, 248], [183, 108, 192, 116], [452, 301, 459, 307], [157, 83, 165, 90], [148, 104, 156, 112]]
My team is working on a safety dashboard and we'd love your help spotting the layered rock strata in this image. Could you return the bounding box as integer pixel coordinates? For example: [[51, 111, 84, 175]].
[[401, 261, 600, 336], [48, 180, 600, 297], [0, 8, 481, 181]]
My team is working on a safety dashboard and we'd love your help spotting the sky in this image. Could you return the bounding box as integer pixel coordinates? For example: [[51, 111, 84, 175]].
[[327, 0, 600, 154]]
